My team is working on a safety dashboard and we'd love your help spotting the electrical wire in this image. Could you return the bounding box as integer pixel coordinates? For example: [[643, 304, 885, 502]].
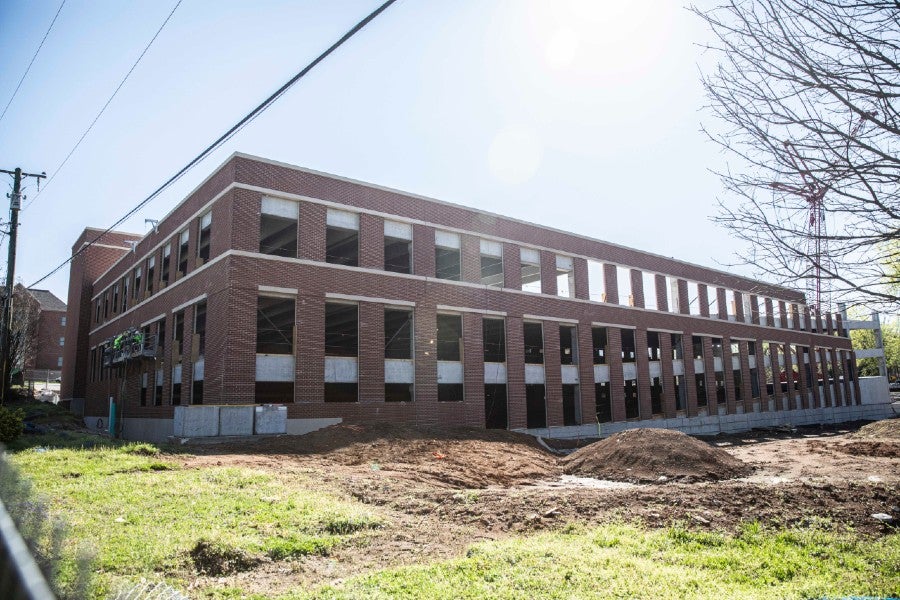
[[28, 0, 398, 289], [24, 0, 182, 210], [0, 0, 66, 125]]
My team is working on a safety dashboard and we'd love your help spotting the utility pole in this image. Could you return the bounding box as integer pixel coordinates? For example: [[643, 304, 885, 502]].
[[0, 167, 45, 404]]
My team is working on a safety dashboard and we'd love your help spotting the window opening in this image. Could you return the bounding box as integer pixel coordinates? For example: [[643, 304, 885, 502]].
[[559, 325, 577, 365], [484, 384, 508, 429], [384, 220, 412, 274], [562, 384, 580, 425], [588, 260, 606, 302], [326, 209, 359, 267], [384, 309, 413, 359], [260, 198, 299, 258], [520, 248, 541, 293], [523, 322, 544, 364], [324, 302, 357, 357], [592, 327, 607, 364], [616, 266, 633, 306], [483, 318, 506, 363], [643, 272, 658, 310], [436, 314, 462, 361], [480, 240, 504, 287], [651, 376, 663, 414], [257, 297, 295, 355], [595, 382, 612, 423], [621, 329, 636, 363], [197, 212, 211, 262], [556, 255, 575, 298], [434, 231, 461, 281], [177, 229, 189, 276], [647, 331, 661, 361], [624, 380, 639, 419]]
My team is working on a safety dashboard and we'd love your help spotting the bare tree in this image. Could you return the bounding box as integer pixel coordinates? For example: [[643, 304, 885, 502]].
[[692, 0, 900, 311], [9, 284, 39, 388]]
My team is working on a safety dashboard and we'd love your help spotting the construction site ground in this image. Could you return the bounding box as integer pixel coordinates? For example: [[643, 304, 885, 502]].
[[178, 418, 900, 596]]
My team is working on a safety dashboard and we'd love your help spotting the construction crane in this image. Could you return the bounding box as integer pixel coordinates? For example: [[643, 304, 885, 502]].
[[770, 112, 875, 317]]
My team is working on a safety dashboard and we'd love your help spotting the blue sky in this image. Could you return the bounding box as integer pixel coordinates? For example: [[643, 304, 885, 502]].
[[0, 0, 734, 302]]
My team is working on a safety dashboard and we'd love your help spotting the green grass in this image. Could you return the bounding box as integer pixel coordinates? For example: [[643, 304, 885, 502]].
[[10, 442, 381, 597], [221, 521, 898, 600]]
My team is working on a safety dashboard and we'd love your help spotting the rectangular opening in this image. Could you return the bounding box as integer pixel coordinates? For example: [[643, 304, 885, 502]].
[[154, 369, 163, 405], [133, 267, 142, 300], [192, 380, 203, 405], [647, 331, 661, 361], [325, 302, 358, 357], [157, 319, 166, 352], [562, 384, 580, 425], [773, 301, 782, 328], [525, 384, 546, 428], [687, 282, 701, 316], [161, 243, 171, 285], [592, 327, 607, 364], [742, 294, 753, 324], [595, 382, 611, 423], [385, 383, 413, 402], [671, 333, 683, 360], [435, 231, 460, 280], [520, 248, 541, 293], [588, 260, 605, 302], [709, 286, 719, 318], [260, 198, 298, 258], [178, 229, 189, 276], [257, 296, 295, 355], [438, 383, 464, 402], [621, 328, 636, 363], [197, 211, 211, 262], [140, 372, 148, 407], [384, 308, 413, 359], [695, 373, 708, 407], [616, 266, 633, 306], [667, 276, 680, 313], [256, 381, 294, 403], [733, 368, 743, 402], [559, 325, 577, 365], [326, 209, 359, 267], [325, 383, 358, 403], [750, 367, 761, 398], [651, 376, 663, 414], [480, 240, 503, 287], [643, 272, 658, 310], [711, 337, 723, 360], [112, 284, 119, 314], [692, 336, 704, 361], [483, 318, 506, 363], [172, 367, 181, 406], [758, 298, 769, 326], [556, 255, 574, 298], [715, 371, 726, 404], [194, 301, 207, 356], [384, 220, 412, 274], [436, 313, 462, 361], [484, 384, 507, 429], [103, 291, 109, 319], [673, 375, 685, 411], [173, 310, 185, 355], [523, 322, 544, 364], [146, 256, 155, 295], [624, 380, 639, 419]]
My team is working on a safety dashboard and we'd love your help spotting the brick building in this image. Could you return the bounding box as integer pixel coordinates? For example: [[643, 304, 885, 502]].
[[62, 153, 879, 442], [18, 287, 67, 382]]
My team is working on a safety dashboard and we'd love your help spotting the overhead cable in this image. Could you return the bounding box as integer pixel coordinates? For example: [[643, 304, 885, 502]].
[[28, 0, 398, 288], [24, 0, 183, 210], [0, 0, 67, 125]]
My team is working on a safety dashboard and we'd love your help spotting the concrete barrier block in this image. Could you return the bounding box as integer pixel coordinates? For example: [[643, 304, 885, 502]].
[[220, 406, 254, 436], [173, 406, 220, 437], [254, 404, 287, 435]]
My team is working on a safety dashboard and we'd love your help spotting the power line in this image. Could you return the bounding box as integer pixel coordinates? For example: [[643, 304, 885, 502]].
[[28, 0, 398, 289], [0, 0, 67, 125], [24, 0, 182, 210]]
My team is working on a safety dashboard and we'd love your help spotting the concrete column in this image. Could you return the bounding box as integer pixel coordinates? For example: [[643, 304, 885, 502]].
[[358, 301, 384, 403], [506, 315, 526, 428]]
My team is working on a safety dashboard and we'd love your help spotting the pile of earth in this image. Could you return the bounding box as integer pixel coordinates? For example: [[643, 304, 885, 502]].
[[853, 418, 900, 440], [220, 423, 559, 489], [562, 428, 752, 483]]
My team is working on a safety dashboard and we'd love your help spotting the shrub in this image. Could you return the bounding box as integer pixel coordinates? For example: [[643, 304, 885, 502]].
[[0, 406, 25, 443]]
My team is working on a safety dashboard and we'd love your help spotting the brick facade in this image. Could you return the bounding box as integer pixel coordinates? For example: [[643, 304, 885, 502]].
[[62, 153, 860, 432]]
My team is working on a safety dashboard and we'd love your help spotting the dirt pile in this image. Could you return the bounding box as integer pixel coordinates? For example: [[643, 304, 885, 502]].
[[562, 428, 751, 483], [853, 418, 900, 440], [220, 423, 559, 488]]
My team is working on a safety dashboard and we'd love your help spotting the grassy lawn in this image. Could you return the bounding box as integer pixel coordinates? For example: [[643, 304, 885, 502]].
[[8, 439, 381, 598]]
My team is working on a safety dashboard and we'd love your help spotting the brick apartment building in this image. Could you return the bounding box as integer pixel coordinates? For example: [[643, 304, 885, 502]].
[[62, 153, 880, 442], [18, 286, 67, 383]]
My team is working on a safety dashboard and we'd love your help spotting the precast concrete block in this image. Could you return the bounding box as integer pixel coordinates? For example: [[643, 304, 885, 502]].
[[220, 405, 254, 436], [254, 404, 287, 435], [173, 406, 220, 437]]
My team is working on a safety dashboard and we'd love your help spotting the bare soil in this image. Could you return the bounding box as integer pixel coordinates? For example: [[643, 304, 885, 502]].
[[562, 428, 751, 482], [178, 421, 900, 596]]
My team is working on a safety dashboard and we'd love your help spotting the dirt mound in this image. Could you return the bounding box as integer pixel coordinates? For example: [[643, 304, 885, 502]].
[[219, 423, 559, 489], [831, 440, 900, 459], [854, 418, 900, 440], [190, 540, 261, 576], [562, 428, 751, 483]]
